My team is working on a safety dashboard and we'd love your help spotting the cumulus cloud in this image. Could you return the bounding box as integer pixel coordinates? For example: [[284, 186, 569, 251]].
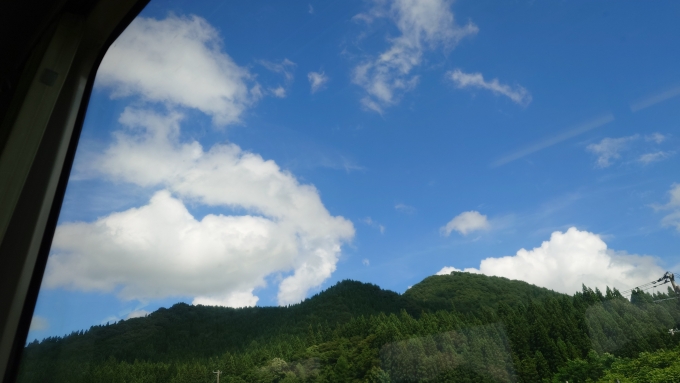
[[352, 0, 478, 113], [437, 227, 665, 295], [440, 211, 489, 236], [639, 151, 673, 165], [308, 71, 329, 93], [47, 108, 355, 306], [586, 135, 639, 168], [29, 316, 49, 331], [97, 15, 262, 126], [447, 69, 532, 106], [653, 184, 680, 232]]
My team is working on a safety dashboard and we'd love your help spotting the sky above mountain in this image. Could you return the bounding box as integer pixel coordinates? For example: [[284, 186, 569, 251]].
[[28, 0, 680, 340]]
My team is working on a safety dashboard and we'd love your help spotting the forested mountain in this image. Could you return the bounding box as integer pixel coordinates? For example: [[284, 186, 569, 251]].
[[18, 272, 680, 382], [403, 273, 561, 314]]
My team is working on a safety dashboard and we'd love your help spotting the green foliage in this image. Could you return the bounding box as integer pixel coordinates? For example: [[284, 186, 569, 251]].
[[551, 350, 617, 383], [17, 273, 680, 383], [598, 345, 680, 383], [404, 272, 561, 315]]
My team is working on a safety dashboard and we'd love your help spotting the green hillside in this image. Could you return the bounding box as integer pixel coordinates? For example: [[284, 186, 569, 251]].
[[17, 273, 680, 382], [20, 280, 414, 364], [404, 272, 562, 314]]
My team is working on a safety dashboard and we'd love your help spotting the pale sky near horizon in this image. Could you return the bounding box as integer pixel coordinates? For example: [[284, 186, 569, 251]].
[[28, 0, 680, 341]]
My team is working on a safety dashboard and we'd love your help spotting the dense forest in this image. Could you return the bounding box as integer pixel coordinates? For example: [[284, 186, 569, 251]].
[[17, 272, 680, 382]]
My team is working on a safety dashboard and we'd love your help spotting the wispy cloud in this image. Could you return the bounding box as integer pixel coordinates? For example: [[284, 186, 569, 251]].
[[308, 4, 314, 14], [586, 135, 639, 168], [645, 133, 666, 144], [352, 0, 478, 113], [362, 217, 385, 234], [362, 258, 370, 266], [440, 211, 490, 236], [585, 132, 672, 168], [307, 71, 329, 93], [491, 114, 614, 167], [630, 86, 680, 112], [259, 58, 296, 82], [639, 151, 673, 165], [259, 59, 296, 98], [447, 69, 531, 106], [653, 184, 680, 232], [395, 203, 416, 214]]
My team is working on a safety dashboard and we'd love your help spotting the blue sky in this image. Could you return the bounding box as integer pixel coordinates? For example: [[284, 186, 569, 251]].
[[28, 0, 680, 341]]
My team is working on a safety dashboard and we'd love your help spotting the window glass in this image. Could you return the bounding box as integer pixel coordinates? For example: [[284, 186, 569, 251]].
[[19, 1, 680, 382]]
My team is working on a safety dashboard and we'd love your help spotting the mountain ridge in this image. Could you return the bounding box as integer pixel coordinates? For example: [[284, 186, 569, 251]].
[[19, 272, 680, 383]]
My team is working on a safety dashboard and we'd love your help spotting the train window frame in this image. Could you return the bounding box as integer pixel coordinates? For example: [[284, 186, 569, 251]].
[[0, 1, 149, 381]]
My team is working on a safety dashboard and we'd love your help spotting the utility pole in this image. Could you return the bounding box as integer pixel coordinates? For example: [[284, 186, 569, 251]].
[[668, 273, 680, 295], [213, 370, 222, 383]]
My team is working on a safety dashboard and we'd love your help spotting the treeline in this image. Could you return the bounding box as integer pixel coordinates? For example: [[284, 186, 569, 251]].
[[17, 273, 680, 382]]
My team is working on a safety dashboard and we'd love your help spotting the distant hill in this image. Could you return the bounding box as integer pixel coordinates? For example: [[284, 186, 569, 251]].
[[21, 280, 413, 364], [404, 271, 563, 314], [19, 273, 560, 365], [19, 272, 680, 383]]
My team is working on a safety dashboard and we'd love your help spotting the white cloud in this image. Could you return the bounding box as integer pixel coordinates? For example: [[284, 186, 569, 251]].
[[630, 86, 680, 112], [307, 71, 329, 93], [46, 108, 355, 307], [639, 151, 673, 165], [491, 114, 614, 167], [586, 135, 639, 168], [662, 212, 680, 232], [194, 291, 259, 308], [259, 59, 296, 98], [259, 59, 296, 83], [395, 203, 416, 214], [352, 0, 478, 113], [126, 310, 150, 319], [654, 184, 680, 232], [437, 228, 665, 295], [440, 211, 490, 236], [447, 69, 532, 106], [362, 217, 385, 234], [362, 259, 370, 266], [436, 266, 462, 275], [271, 86, 287, 98], [97, 15, 261, 126], [29, 316, 49, 331], [308, 4, 314, 14], [645, 133, 666, 144]]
